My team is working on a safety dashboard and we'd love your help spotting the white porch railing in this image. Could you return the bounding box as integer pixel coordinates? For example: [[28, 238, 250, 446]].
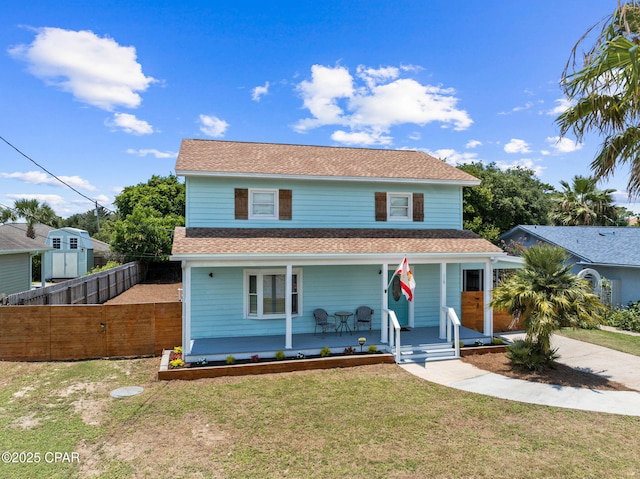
[[383, 308, 402, 363], [442, 307, 461, 359]]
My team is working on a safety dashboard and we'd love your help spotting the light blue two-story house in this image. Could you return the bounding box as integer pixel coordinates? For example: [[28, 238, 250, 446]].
[[171, 140, 513, 363]]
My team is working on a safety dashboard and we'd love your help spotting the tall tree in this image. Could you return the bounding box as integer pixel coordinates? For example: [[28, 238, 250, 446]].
[[549, 175, 620, 225], [491, 244, 604, 358], [111, 175, 185, 262], [458, 162, 554, 242], [6, 199, 60, 238], [557, 2, 640, 196]]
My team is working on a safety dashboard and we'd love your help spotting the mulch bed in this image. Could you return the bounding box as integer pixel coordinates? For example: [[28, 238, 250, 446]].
[[462, 352, 636, 392]]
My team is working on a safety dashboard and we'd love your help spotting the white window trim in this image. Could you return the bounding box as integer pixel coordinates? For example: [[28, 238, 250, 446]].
[[51, 237, 62, 249], [387, 192, 413, 221], [69, 237, 79, 250], [249, 188, 279, 220], [243, 268, 302, 319]]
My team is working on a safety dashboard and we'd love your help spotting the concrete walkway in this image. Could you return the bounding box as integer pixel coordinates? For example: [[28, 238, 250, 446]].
[[401, 332, 640, 416]]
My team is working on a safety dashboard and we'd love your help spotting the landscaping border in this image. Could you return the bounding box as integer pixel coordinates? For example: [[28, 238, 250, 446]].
[[158, 350, 396, 380]]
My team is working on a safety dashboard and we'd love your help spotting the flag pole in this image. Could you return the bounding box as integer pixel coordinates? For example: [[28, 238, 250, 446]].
[[385, 256, 406, 293]]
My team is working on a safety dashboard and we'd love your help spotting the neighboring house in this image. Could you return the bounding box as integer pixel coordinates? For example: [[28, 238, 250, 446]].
[[0, 223, 50, 297], [43, 227, 97, 280], [501, 225, 640, 307], [170, 139, 518, 363]]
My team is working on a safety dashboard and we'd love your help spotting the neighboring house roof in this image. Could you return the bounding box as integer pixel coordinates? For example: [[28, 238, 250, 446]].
[[91, 238, 111, 253], [172, 227, 503, 258], [502, 225, 640, 267], [0, 223, 50, 254], [175, 139, 480, 185]]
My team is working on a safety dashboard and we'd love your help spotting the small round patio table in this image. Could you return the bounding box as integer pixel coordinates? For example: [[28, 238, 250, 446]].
[[335, 311, 353, 336]]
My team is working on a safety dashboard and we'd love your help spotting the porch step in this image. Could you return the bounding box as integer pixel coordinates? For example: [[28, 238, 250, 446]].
[[397, 342, 457, 363]]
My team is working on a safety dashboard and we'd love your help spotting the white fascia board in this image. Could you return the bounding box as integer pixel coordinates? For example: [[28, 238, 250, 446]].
[[170, 251, 506, 268], [175, 170, 480, 187]]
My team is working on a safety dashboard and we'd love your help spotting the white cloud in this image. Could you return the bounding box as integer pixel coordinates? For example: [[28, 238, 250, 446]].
[[466, 140, 482, 149], [294, 63, 472, 146], [108, 113, 153, 135], [426, 148, 478, 166], [331, 130, 392, 146], [546, 136, 583, 153], [504, 138, 531, 154], [495, 158, 545, 177], [126, 148, 177, 159], [408, 132, 421, 141], [199, 114, 229, 137], [499, 102, 534, 115], [252, 81, 270, 101], [1, 170, 96, 191], [9, 27, 156, 111], [547, 98, 574, 116]]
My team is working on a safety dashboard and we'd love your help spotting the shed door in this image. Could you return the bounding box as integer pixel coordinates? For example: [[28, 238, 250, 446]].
[[52, 252, 78, 278]]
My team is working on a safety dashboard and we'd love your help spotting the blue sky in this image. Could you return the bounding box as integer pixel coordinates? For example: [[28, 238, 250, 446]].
[[2, 0, 638, 218]]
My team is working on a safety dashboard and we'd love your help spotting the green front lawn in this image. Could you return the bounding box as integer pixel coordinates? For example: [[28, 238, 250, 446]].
[[1, 357, 639, 478]]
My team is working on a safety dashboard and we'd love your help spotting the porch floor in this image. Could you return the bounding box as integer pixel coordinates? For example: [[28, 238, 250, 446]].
[[187, 326, 487, 361]]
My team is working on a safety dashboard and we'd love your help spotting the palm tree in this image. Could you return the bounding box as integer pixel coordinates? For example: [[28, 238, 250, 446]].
[[11, 199, 59, 238], [557, 2, 640, 197], [491, 244, 604, 358], [549, 175, 619, 225]]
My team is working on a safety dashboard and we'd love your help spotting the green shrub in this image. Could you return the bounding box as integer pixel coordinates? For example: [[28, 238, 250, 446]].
[[367, 345, 378, 353], [320, 346, 331, 357], [225, 355, 236, 365], [606, 301, 640, 332], [506, 339, 558, 372], [491, 337, 504, 345], [87, 261, 122, 275], [275, 350, 286, 361]]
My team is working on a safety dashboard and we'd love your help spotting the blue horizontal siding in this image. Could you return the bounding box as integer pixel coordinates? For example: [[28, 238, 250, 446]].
[[189, 264, 463, 339], [186, 177, 462, 229]]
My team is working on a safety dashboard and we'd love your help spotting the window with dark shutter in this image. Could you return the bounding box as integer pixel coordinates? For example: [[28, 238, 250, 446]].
[[279, 189, 292, 220], [235, 188, 248, 220], [413, 193, 424, 222], [375, 192, 387, 221]]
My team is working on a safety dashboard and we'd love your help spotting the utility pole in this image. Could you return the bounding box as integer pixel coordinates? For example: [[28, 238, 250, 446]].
[[95, 201, 100, 233]]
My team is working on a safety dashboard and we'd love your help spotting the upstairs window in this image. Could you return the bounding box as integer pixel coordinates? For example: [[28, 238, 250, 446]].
[[375, 192, 424, 222], [52, 237, 61, 249], [249, 189, 278, 219], [235, 188, 292, 220], [69, 237, 79, 250], [388, 193, 412, 221]]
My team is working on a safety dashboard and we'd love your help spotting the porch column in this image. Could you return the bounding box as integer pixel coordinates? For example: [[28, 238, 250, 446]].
[[285, 264, 293, 349], [483, 259, 493, 337], [182, 262, 192, 356], [381, 262, 388, 344], [439, 262, 447, 339]]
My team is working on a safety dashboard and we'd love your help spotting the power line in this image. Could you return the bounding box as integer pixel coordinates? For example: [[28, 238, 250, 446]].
[[0, 134, 114, 213]]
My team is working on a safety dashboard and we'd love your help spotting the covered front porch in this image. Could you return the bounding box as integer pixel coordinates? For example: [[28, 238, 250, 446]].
[[185, 324, 488, 363]]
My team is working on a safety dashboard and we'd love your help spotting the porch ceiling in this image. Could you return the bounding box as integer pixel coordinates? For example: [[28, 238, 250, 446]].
[[171, 227, 504, 258]]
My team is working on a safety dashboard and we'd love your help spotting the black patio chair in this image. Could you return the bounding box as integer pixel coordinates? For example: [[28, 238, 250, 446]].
[[313, 308, 337, 337], [354, 306, 374, 334]]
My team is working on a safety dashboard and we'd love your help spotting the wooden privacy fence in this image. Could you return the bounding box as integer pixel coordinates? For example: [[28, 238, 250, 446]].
[[7, 262, 145, 306], [0, 302, 182, 361]]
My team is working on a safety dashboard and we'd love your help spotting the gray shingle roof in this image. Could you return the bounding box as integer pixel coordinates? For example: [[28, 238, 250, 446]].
[[175, 139, 480, 184], [503, 225, 640, 267], [0, 224, 50, 253]]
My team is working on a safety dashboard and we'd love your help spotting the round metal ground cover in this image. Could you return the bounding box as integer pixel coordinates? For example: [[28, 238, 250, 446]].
[[110, 386, 144, 398]]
